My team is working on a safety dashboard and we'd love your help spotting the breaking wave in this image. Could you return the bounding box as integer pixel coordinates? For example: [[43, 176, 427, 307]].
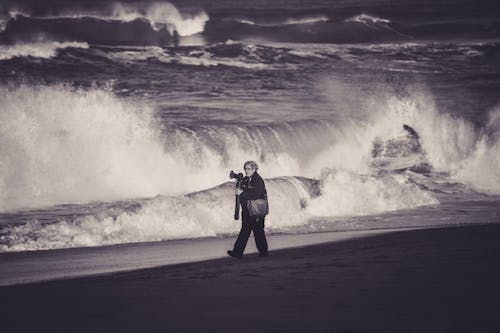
[[0, 4, 421, 46], [226, 15, 329, 27], [52, 1, 210, 37], [0, 84, 333, 211], [0, 172, 438, 252], [0, 1, 209, 46], [306, 80, 500, 195], [1, 82, 499, 214], [2, 81, 500, 251], [307, 169, 437, 217], [100, 43, 270, 69], [0, 41, 88, 60], [345, 13, 411, 38], [345, 14, 391, 26], [457, 105, 500, 194], [0, 84, 222, 211], [1, 0, 498, 45]]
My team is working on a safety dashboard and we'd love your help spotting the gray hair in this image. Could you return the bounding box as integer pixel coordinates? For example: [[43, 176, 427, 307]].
[[243, 160, 259, 170]]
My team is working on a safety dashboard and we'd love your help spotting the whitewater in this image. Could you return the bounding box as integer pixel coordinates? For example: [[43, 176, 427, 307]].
[[0, 0, 499, 252]]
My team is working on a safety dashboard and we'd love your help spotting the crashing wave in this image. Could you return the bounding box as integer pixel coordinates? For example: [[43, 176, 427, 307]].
[[4, 80, 500, 251], [0, 84, 200, 211], [103, 2, 209, 36], [0, 81, 498, 213], [307, 168, 438, 217], [457, 105, 500, 194], [308, 80, 500, 195], [0, 41, 89, 60], [0, 84, 330, 211], [344, 13, 411, 38], [0, 172, 438, 252], [1, 1, 209, 37]]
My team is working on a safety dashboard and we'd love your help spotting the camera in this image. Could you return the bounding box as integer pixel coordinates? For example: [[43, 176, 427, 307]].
[[230, 170, 250, 220], [229, 170, 250, 189]]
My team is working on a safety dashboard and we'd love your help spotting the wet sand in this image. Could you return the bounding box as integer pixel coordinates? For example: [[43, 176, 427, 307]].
[[2, 224, 500, 332], [0, 229, 398, 286]]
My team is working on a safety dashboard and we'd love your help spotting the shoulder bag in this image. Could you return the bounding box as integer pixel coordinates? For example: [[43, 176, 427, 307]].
[[247, 198, 269, 217]]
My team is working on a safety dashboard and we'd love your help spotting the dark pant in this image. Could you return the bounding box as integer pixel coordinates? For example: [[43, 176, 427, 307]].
[[233, 214, 268, 256]]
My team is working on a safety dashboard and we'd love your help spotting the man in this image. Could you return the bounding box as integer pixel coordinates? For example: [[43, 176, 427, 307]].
[[227, 161, 269, 259]]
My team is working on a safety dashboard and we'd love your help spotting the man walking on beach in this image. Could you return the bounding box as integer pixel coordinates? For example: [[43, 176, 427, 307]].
[[228, 161, 269, 259]]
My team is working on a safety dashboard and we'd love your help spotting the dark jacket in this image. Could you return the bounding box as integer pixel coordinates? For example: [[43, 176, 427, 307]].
[[240, 172, 267, 214]]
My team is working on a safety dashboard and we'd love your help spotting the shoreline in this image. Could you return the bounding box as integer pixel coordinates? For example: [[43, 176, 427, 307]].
[[1, 227, 408, 286], [2, 223, 500, 332]]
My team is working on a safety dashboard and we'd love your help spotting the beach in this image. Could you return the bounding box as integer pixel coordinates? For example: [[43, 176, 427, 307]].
[[2, 223, 499, 333], [1, 0, 500, 331]]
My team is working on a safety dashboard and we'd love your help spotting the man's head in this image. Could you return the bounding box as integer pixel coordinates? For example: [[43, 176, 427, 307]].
[[243, 161, 258, 177]]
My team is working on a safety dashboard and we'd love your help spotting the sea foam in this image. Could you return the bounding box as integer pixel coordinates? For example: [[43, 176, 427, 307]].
[[0, 41, 89, 60], [307, 169, 438, 217], [229, 15, 329, 27], [0, 84, 319, 211], [0, 84, 223, 211], [4, 1, 209, 37], [106, 2, 209, 36], [0, 173, 438, 252], [1, 82, 496, 212], [346, 14, 391, 26], [0, 83, 452, 251], [457, 106, 500, 194], [313, 80, 499, 194]]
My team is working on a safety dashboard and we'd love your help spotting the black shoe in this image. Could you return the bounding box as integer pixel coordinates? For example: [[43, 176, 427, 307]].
[[227, 250, 242, 259], [258, 252, 269, 257]]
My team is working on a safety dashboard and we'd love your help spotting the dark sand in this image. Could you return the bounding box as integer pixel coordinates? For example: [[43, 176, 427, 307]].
[[2, 224, 500, 333]]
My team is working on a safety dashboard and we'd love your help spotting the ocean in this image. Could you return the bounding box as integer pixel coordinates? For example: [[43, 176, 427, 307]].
[[0, 0, 499, 254]]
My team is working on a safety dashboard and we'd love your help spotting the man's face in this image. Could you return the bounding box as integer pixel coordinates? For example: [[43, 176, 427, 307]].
[[245, 165, 256, 177]]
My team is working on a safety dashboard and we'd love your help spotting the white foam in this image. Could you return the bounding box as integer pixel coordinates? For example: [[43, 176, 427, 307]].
[[104, 46, 269, 69], [307, 169, 438, 217], [346, 14, 391, 25], [0, 41, 88, 60], [1, 2, 208, 37], [229, 15, 328, 27], [0, 178, 313, 252], [108, 2, 209, 36], [0, 85, 314, 211], [185, 58, 267, 69], [457, 106, 500, 194], [0, 170, 440, 252], [233, 19, 256, 26], [310, 80, 500, 195], [0, 84, 227, 211], [312, 82, 468, 170], [344, 13, 411, 37], [0, 16, 7, 32], [21, 1, 209, 37], [1, 81, 492, 212], [283, 15, 329, 25]]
